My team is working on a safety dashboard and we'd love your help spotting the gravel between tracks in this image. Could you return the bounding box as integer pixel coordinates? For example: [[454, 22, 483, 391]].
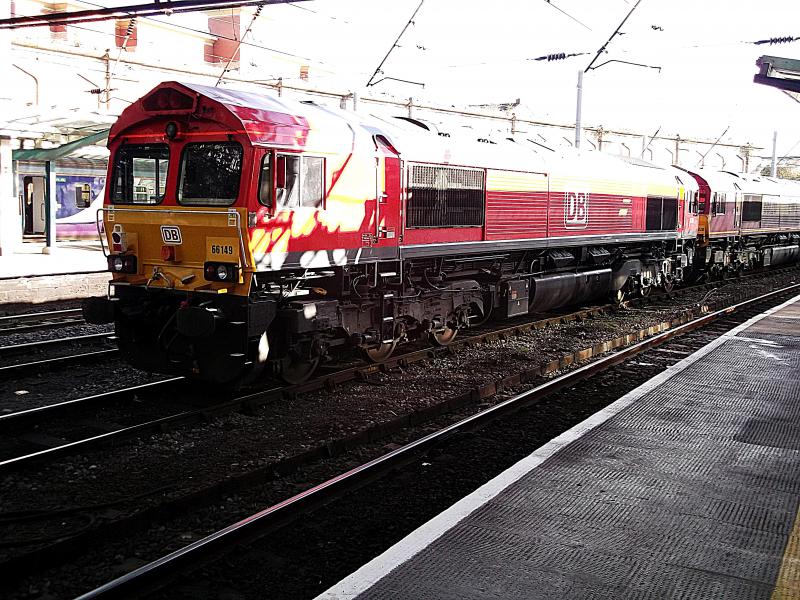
[[1, 271, 797, 599], [0, 358, 164, 415], [0, 322, 112, 348]]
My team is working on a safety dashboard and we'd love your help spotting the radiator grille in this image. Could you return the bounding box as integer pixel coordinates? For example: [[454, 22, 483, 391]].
[[406, 165, 485, 228]]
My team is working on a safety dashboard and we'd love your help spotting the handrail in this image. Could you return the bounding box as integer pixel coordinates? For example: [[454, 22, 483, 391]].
[[95, 206, 250, 268]]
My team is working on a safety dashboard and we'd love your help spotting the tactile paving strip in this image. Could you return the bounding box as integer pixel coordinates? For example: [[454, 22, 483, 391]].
[[356, 313, 800, 599]]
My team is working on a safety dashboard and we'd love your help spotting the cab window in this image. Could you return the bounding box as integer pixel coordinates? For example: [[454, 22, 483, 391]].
[[178, 142, 243, 206], [111, 144, 169, 204], [258, 153, 273, 206], [274, 153, 325, 209]]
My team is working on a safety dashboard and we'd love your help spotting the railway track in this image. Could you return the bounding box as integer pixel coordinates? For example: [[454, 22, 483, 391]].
[[0, 333, 118, 379], [2, 274, 798, 598], [0, 378, 186, 473], [0, 274, 739, 473], [0, 308, 85, 335], [72, 282, 800, 600], [0, 265, 796, 474]]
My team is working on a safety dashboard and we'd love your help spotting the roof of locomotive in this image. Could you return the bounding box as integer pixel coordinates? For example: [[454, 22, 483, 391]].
[[167, 82, 549, 173], [686, 168, 800, 199], [122, 82, 791, 199]]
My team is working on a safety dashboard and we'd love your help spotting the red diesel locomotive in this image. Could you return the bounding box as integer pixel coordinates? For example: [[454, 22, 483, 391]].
[[84, 82, 799, 384]]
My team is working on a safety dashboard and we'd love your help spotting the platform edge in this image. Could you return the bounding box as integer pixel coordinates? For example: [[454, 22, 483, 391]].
[[315, 293, 800, 600]]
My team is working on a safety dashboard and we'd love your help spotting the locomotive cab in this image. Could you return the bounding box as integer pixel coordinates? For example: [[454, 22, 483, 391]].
[[86, 83, 271, 384]]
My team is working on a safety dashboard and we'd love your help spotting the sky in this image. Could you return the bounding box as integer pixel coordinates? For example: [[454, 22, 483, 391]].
[[8, 0, 797, 156], [238, 0, 800, 156]]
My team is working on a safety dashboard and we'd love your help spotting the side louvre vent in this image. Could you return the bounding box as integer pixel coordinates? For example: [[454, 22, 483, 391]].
[[406, 165, 485, 228]]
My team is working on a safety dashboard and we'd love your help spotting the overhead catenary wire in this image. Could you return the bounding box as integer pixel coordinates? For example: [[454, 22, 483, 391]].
[[696, 125, 730, 167], [215, 2, 265, 86], [63, 0, 322, 64], [542, 0, 592, 31], [366, 0, 425, 87], [105, 17, 137, 105], [640, 126, 660, 159], [531, 51, 590, 62], [585, 0, 645, 72], [753, 35, 800, 45], [0, 0, 307, 29]]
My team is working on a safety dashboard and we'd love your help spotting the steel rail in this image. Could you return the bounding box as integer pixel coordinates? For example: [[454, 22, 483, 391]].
[[0, 332, 113, 356], [0, 378, 184, 429], [0, 308, 82, 324], [74, 282, 800, 600], [0, 349, 119, 379], [0, 272, 793, 584], [0, 380, 280, 474], [0, 309, 86, 334], [1, 266, 794, 474]]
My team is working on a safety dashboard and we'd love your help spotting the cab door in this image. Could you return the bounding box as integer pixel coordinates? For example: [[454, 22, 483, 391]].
[[373, 135, 401, 250]]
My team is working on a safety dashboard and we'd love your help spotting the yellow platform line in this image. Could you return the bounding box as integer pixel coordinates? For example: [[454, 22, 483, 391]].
[[773, 506, 800, 599]]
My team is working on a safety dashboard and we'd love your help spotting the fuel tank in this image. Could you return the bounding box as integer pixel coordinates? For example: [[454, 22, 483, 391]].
[[529, 269, 612, 312]]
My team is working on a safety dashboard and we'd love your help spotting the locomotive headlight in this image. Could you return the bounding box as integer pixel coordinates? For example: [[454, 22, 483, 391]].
[[107, 254, 137, 274], [203, 262, 239, 283], [165, 121, 179, 140]]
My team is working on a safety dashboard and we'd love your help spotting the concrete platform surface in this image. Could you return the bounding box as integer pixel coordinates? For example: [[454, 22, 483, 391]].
[[319, 294, 800, 600], [0, 240, 106, 279], [0, 241, 108, 306]]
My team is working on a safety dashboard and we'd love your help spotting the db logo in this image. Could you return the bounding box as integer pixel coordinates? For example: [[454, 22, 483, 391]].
[[564, 191, 589, 229], [161, 225, 182, 245]]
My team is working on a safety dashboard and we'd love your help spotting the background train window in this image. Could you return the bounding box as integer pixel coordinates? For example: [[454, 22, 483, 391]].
[[713, 192, 727, 215], [742, 194, 763, 221], [407, 165, 484, 228], [275, 154, 325, 209], [111, 144, 169, 204], [687, 191, 698, 214], [178, 142, 243, 206], [74, 184, 91, 208], [645, 195, 678, 231]]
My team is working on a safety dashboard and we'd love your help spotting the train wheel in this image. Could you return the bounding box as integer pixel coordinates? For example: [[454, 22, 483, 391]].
[[280, 354, 320, 385], [279, 339, 322, 385], [428, 325, 458, 346], [609, 289, 626, 305], [639, 285, 652, 298], [662, 278, 675, 294], [362, 340, 397, 363]]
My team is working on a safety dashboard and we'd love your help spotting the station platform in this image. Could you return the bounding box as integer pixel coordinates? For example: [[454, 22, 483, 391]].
[[320, 294, 800, 599], [0, 240, 108, 306], [0, 239, 105, 279]]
